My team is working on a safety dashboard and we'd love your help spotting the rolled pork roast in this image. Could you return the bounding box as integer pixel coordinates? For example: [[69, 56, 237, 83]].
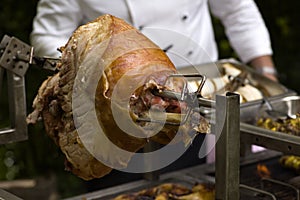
[[27, 14, 210, 180]]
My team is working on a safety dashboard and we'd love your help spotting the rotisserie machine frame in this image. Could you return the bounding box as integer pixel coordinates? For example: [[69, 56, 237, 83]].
[[0, 34, 299, 200]]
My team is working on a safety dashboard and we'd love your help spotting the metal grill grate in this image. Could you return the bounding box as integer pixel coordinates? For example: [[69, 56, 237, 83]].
[[241, 178, 300, 200], [240, 156, 300, 200]]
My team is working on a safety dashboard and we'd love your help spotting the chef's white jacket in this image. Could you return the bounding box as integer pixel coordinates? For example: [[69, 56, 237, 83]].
[[31, 0, 273, 68]]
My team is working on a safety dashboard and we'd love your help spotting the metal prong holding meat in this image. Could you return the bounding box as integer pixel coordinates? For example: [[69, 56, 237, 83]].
[[136, 73, 209, 126]]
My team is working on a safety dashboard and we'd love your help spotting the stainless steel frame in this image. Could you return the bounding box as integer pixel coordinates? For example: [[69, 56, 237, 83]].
[[0, 35, 299, 199], [0, 70, 27, 144], [0, 36, 28, 144], [0, 35, 58, 144], [215, 93, 240, 200]]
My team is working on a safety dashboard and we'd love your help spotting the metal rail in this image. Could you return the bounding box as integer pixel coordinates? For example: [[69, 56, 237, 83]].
[[240, 122, 300, 157]]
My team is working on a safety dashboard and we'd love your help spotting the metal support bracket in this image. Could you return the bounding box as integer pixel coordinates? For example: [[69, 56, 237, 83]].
[[0, 71, 28, 144], [0, 34, 60, 144], [215, 92, 240, 200], [0, 35, 28, 144], [0, 35, 31, 77]]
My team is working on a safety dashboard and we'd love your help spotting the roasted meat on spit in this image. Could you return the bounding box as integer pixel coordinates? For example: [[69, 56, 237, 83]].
[[26, 14, 210, 180]]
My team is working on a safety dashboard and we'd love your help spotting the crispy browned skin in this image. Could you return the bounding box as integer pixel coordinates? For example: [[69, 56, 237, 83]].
[[95, 16, 177, 150], [27, 14, 181, 180]]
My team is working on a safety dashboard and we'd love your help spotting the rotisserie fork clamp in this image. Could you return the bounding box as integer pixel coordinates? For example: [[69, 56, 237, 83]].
[[137, 73, 215, 126], [0, 35, 59, 144]]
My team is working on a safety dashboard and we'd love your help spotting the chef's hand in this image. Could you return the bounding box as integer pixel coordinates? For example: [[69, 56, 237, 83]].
[[249, 55, 278, 82], [261, 73, 278, 82]]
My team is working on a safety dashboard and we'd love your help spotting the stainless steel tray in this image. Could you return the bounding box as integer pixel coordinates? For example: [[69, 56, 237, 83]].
[[65, 175, 213, 200], [178, 58, 290, 98], [240, 95, 300, 156], [180, 59, 300, 155]]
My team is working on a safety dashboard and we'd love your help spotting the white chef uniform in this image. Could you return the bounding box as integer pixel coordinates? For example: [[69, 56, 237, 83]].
[[31, 0, 272, 68]]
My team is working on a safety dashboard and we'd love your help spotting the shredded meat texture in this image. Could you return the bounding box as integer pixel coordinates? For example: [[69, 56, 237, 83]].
[[27, 14, 210, 180]]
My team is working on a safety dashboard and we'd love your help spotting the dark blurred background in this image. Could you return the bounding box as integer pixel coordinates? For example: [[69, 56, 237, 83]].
[[0, 0, 299, 199]]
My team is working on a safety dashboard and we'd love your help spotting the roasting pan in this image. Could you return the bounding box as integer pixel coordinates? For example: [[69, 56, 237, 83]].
[[240, 95, 300, 156], [64, 174, 214, 200], [178, 58, 292, 98], [180, 58, 300, 156]]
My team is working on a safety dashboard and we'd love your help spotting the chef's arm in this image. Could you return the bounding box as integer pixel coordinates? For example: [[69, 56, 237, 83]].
[[249, 55, 278, 81], [209, 0, 278, 81], [30, 0, 83, 58]]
